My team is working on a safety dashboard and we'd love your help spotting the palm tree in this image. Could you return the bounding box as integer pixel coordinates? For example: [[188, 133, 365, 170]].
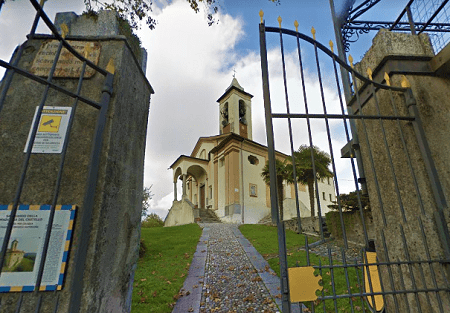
[[261, 158, 292, 221], [293, 145, 333, 217]]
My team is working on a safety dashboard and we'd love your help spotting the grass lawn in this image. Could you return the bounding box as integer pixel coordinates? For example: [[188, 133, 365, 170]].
[[239, 224, 368, 313], [132, 223, 202, 313]]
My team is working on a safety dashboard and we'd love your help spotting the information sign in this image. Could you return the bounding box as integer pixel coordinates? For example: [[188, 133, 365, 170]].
[[0, 204, 76, 292], [24, 106, 72, 154]]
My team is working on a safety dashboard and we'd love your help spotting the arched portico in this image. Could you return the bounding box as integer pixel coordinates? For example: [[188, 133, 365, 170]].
[[170, 156, 209, 202]]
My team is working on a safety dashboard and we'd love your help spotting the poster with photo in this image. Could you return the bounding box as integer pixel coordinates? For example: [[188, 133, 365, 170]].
[[0, 205, 76, 292]]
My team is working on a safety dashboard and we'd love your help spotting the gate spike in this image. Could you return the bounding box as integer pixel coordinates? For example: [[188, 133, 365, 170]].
[[384, 72, 391, 86], [311, 27, 316, 40], [367, 67, 373, 80], [401, 75, 411, 88], [329, 40, 334, 53], [60, 23, 69, 39], [259, 10, 264, 23], [348, 55, 354, 68], [277, 16, 282, 28], [294, 20, 299, 32]]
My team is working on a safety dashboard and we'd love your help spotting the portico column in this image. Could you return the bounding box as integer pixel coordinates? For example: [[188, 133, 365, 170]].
[[174, 181, 177, 201], [182, 174, 187, 197]]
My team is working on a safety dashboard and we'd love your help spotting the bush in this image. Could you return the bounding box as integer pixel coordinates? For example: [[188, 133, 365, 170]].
[[141, 213, 164, 228]]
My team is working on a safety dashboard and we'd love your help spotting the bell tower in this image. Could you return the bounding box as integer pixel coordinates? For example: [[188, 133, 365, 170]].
[[217, 78, 253, 140]]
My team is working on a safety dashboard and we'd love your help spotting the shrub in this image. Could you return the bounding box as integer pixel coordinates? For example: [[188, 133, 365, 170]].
[[141, 213, 164, 228]]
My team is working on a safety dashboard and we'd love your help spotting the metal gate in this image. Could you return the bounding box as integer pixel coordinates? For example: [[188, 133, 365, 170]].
[[259, 11, 450, 313], [0, 0, 114, 312]]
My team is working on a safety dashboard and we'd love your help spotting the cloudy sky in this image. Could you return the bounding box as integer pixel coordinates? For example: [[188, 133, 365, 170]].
[[0, 0, 409, 219]]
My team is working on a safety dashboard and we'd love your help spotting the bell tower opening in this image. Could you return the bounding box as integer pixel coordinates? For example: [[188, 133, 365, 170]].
[[217, 78, 253, 140]]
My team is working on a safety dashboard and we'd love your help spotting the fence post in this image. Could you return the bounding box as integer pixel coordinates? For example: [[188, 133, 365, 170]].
[[353, 29, 450, 312]]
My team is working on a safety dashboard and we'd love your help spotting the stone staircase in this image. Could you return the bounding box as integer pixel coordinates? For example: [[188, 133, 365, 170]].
[[197, 208, 221, 223]]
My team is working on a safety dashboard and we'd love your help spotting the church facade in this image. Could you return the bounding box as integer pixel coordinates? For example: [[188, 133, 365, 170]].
[[164, 79, 336, 226]]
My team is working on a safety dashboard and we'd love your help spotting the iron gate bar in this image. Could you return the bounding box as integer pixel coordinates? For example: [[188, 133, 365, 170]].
[[385, 87, 427, 217], [0, 59, 102, 110], [400, 225, 422, 312], [264, 26, 407, 93], [330, 39, 371, 250], [417, 0, 450, 34], [390, 0, 415, 32], [271, 113, 415, 121], [278, 18, 303, 235], [347, 21, 450, 32], [0, 37, 65, 274], [418, 217, 447, 313], [348, 67, 388, 227], [347, 0, 383, 22], [34, 58, 88, 297], [28, 0, 108, 76], [68, 70, 114, 313], [368, 79, 408, 222], [259, 20, 291, 313]]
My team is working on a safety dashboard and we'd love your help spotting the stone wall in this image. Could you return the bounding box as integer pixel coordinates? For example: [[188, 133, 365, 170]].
[[353, 29, 450, 312], [325, 210, 375, 246], [0, 12, 152, 313], [284, 217, 321, 234]]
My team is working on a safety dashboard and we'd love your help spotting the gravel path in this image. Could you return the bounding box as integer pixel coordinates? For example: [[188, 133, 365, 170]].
[[199, 224, 279, 313], [172, 223, 303, 313]]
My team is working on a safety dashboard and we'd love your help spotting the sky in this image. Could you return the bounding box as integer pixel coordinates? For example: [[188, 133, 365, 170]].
[[0, 0, 412, 219]]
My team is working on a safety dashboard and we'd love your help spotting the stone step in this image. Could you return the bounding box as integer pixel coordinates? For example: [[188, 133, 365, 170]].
[[197, 209, 221, 223]]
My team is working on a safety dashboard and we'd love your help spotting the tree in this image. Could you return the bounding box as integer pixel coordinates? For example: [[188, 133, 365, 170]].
[[142, 185, 154, 217], [261, 158, 292, 221], [83, 0, 219, 30], [292, 145, 332, 217], [328, 190, 370, 212]]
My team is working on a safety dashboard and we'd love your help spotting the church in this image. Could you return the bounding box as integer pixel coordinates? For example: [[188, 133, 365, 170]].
[[164, 78, 336, 226]]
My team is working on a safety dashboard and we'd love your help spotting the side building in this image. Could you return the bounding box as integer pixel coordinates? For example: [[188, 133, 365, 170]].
[[164, 78, 335, 226]]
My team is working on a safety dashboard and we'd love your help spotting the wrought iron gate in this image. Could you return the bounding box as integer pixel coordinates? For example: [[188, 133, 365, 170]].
[[259, 11, 450, 313], [0, 0, 114, 312]]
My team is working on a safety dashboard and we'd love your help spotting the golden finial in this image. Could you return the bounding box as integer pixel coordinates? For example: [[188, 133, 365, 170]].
[[348, 55, 354, 68], [106, 58, 115, 74], [384, 72, 390, 86], [367, 67, 373, 80], [294, 20, 299, 32], [311, 27, 316, 40], [401, 75, 411, 88], [60, 23, 69, 39], [329, 40, 334, 53], [40, 0, 46, 6], [259, 10, 264, 23], [277, 16, 282, 28], [84, 43, 92, 59]]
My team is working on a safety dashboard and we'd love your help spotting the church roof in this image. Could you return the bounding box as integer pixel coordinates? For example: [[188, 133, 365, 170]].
[[216, 77, 253, 103], [169, 155, 208, 169]]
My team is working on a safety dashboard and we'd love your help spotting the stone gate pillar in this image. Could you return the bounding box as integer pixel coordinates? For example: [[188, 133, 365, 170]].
[[353, 29, 450, 312], [0, 11, 153, 313]]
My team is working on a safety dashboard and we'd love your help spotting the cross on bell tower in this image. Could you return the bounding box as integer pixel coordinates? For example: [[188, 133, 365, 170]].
[[216, 77, 253, 140]]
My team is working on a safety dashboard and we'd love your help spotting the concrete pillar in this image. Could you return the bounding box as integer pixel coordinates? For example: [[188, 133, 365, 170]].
[[0, 11, 153, 313], [182, 174, 187, 197], [353, 29, 450, 312], [174, 181, 178, 201]]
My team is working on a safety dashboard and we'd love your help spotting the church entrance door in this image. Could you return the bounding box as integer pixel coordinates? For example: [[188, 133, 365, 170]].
[[200, 185, 205, 209]]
